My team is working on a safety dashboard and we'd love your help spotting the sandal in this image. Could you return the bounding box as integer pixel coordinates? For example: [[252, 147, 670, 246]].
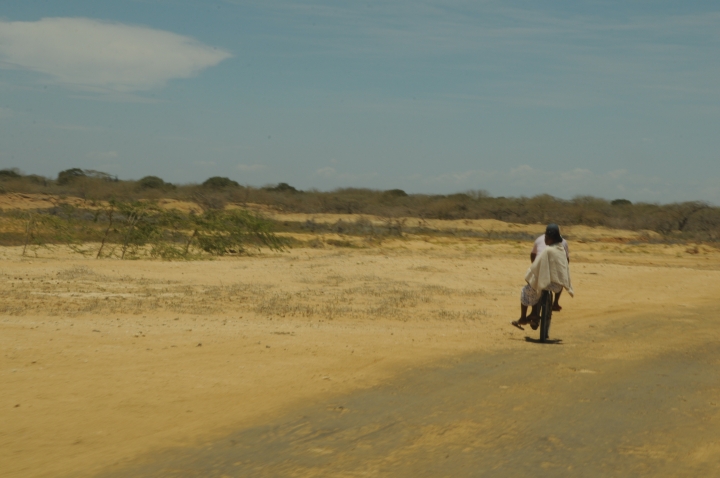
[[511, 320, 525, 331]]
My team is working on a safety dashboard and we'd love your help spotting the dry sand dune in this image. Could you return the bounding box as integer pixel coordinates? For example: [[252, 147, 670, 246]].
[[265, 210, 663, 243], [0, 192, 205, 214], [1, 226, 720, 476]]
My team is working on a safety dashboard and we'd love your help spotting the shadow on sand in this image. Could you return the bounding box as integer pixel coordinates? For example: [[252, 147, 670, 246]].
[[524, 336, 563, 344], [99, 312, 720, 477]]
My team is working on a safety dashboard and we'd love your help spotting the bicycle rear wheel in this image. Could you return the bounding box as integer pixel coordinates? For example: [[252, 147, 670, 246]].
[[539, 290, 553, 342]]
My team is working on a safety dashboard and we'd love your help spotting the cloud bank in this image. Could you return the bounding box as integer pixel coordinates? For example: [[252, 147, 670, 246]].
[[414, 166, 720, 204], [0, 17, 231, 93]]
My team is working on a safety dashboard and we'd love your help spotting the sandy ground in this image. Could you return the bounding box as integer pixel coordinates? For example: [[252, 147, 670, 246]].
[[1, 232, 720, 477]]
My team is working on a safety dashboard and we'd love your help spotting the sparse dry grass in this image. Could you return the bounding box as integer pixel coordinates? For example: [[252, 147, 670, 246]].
[[2, 265, 489, 323]]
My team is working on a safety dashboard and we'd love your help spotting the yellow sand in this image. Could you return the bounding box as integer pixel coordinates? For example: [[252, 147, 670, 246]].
[[2, 234, 719, 476]]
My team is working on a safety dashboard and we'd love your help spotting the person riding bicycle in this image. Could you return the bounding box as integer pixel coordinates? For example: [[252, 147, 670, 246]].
[[531, 227, 569, 312], [512, 224, 574, 331]]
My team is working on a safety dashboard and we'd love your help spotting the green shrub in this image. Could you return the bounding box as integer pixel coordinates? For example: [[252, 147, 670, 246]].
[[384, 189, 408, 197], [137, 176, 166, 189], [0, 169, 22, 180], [25, 175, 48, 185], [265, 182, 298, 193], [57, 168, 86, 185], [202, 176, 239, 189]]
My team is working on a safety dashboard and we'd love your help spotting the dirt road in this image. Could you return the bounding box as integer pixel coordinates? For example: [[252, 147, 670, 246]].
[[100, 306, 720, 477]]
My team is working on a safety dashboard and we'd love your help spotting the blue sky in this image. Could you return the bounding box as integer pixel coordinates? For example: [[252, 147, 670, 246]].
[[1, 0, 719, 203]]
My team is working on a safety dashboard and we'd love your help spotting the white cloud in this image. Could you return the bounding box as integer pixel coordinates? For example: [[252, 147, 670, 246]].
[[68, 92, 167, 103], [315, 167, 336, 178], [86, 150, 119, 160], [0, 17, 232, 93], [314, 166, 378, 182], [50, 122, 105, 132], [236, 163, 265, 172]]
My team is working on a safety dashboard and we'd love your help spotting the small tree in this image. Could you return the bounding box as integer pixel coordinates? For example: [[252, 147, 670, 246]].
[[57, 168, 86, 185], [94, 203, 117, 259], [114, 201, 162, 259], [17, 207, 86, 257], [84, 170, 116, 181], [189, 209, 285, 256]]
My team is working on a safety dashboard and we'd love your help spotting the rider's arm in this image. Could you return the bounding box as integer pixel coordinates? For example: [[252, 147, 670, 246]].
[[530, 236, 541, 263]]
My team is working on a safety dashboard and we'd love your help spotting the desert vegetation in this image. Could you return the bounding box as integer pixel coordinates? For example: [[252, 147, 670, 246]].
[[1, 168, 719, 247], [0, 196, 285, 258]]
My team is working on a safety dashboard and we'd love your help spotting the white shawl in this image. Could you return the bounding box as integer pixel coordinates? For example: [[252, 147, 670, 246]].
[[525, 242, 574, 297]]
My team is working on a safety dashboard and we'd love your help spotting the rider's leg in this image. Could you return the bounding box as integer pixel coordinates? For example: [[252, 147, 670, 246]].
[[526, 307, 541, 329], [527, 303, 540, 322], [531, 303, 540, 317]]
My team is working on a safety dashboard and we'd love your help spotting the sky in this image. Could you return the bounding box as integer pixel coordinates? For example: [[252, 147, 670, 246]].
[[1, 0, 719, 203]]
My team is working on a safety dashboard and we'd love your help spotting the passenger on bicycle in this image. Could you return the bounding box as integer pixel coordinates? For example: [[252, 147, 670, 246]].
[[512, 224, 574, 331], [531, 226, 569, 311]]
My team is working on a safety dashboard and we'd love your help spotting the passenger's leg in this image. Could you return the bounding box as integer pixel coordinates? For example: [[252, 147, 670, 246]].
[[513, 285, 539, 330], [512, 305, 529, 330], [552, 289, 563, 311]]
